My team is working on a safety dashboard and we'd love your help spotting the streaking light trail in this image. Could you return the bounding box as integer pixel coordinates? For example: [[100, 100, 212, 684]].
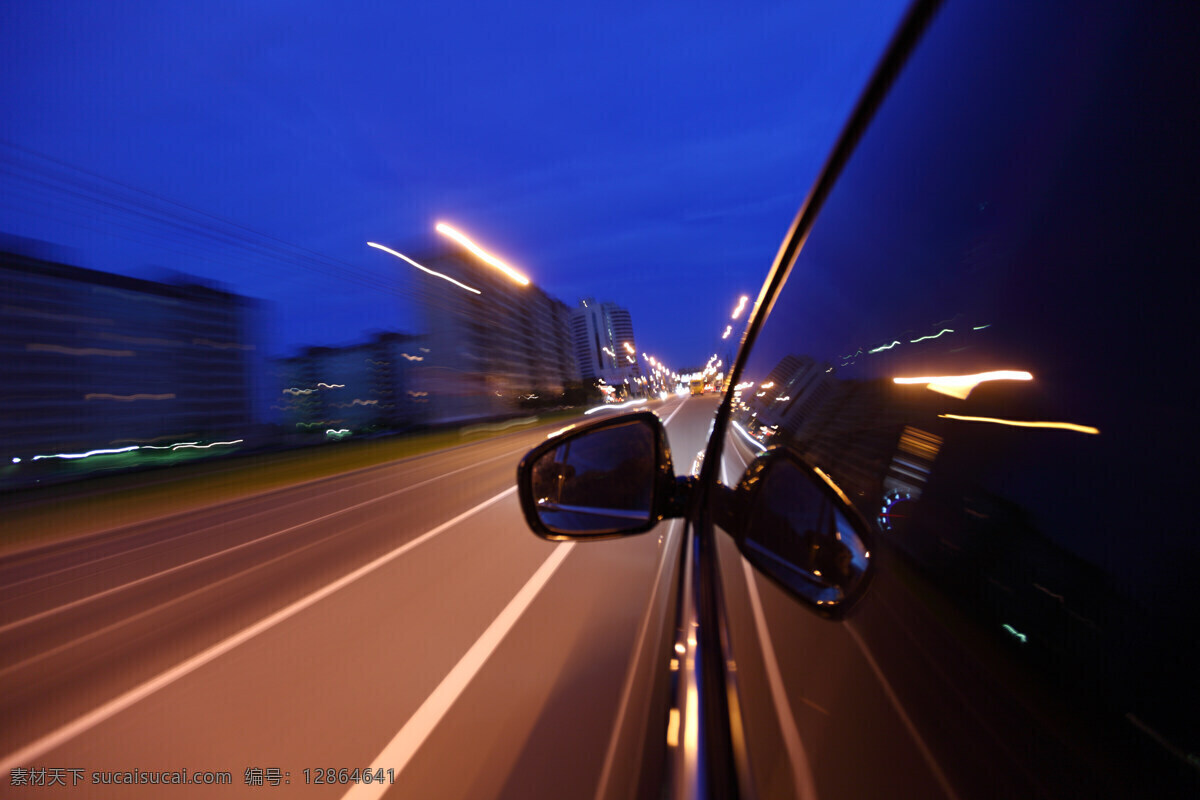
[[893, 370, 1033, 400], [909, 328, 954, 343], [585, 398, 649, 415], [731, 295, 750, 319], [939, 414, 1099, 435], [722, 325, 732, 340], [435, 222, 530, 286], [1002, 624, 1028, 643], [367, 242, 482, 295], [869, 340, 901, 353], [171, 440, 245, 450], [84, 393, 176, 402], [32, 446, 139, 461]]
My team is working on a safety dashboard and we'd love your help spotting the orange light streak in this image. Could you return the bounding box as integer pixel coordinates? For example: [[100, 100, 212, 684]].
[[938, 414, 1099, 435], [435, 222, 530, 285], [893, 370, 1033, 400]]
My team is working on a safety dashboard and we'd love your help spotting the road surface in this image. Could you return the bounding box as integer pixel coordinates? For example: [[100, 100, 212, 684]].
[[1, 393, 1161, 798]]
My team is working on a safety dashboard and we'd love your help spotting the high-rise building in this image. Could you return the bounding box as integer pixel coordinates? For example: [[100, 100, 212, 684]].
[[569, 298, 642, 393], [1, 250, 257, 475], [401, 246, 579, 423]]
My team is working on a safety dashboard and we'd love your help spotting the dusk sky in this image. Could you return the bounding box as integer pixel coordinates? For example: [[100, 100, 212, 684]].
[[1, 1, 908, 370]]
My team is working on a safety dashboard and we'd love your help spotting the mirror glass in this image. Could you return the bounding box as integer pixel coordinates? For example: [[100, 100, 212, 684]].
[[740, 456, 870, 608], [530, 418, 656, 534]]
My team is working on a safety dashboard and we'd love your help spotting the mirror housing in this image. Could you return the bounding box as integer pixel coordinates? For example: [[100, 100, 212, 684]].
[[728, 447, 874, 618], [517, 410, 685, 540]]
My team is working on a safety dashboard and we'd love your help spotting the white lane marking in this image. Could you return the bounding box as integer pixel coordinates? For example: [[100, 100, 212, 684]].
[[0, 445, 530, 633], [741, 560, 819, 800], [0, 487, 517, 773], [844, 624, 961, 800], [2, 441, 530, 594], [593, 520, 681, 800], [1, 515, 382, 679], [662, 396, 687, 425], [342, 540, 577, 800]]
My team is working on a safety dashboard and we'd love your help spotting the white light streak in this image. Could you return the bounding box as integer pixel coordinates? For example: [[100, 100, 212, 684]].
[[584, 398, 648, 415], [171, 440, 245, 450], [731, 295, 750, 319], [909, 328, 954, 343], [368, 242, 482, 295], [32, 446, 139, 461]]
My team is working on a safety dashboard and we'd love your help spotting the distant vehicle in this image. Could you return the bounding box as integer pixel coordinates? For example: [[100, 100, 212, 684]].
[[515, 0, 1197, 797]]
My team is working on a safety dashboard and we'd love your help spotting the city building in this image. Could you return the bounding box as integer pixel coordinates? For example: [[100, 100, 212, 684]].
[[1, 249, 257, 475], [402, 246, 579, 422], [569, 298, 643, 395]]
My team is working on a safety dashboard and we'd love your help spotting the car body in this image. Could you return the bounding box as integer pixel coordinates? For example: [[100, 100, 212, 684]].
[[517, 0, 1198, 797]]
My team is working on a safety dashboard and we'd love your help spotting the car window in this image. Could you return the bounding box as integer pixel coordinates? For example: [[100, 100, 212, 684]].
[[715, 0, 1198, 797]]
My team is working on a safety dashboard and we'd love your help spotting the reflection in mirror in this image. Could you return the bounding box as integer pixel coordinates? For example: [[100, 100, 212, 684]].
[[530, 418, 655, 535], [737, 452, 871, 613]]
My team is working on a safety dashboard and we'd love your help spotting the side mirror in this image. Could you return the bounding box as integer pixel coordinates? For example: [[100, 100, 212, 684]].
[[517, 411, 684, 540], [730, 448, 873, 617]]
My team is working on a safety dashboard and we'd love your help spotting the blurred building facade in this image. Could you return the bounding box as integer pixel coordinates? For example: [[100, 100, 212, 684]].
[[273, 332, 427, 437], [406, 248, 579, 422], [1, 250, 257, 465], [569, 298, 643, 395]]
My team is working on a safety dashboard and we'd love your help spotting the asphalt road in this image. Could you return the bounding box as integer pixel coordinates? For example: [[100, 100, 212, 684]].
[[0, 395, 713, 799], [2, 393, 1167, 799]]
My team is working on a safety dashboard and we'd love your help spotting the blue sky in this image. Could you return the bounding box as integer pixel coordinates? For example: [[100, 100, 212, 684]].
[[1, 0, 908, 368]]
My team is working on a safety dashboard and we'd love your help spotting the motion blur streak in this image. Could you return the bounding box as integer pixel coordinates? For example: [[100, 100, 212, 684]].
[[31, 446, 139, 461], [0, 487, 517, 773], [732, 295, 750, 319], [342, 542, 575, 800], [938, 414, 1100, 435], [171, 440, 243, 450], [584, 398, 648, 415], [909, 328, 954, 343], [26, 344, 133, 357], [83, 393, 176, 402], [434, 222, 531, 286], [812, 466, 852, 506], [367, 241, 482, 294], [893, 370, 1033, 400]]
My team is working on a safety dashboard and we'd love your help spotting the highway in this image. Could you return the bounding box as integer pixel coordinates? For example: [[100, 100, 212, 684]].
[[0, 396, 710, 799], [0, 392, 1166, 799]]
